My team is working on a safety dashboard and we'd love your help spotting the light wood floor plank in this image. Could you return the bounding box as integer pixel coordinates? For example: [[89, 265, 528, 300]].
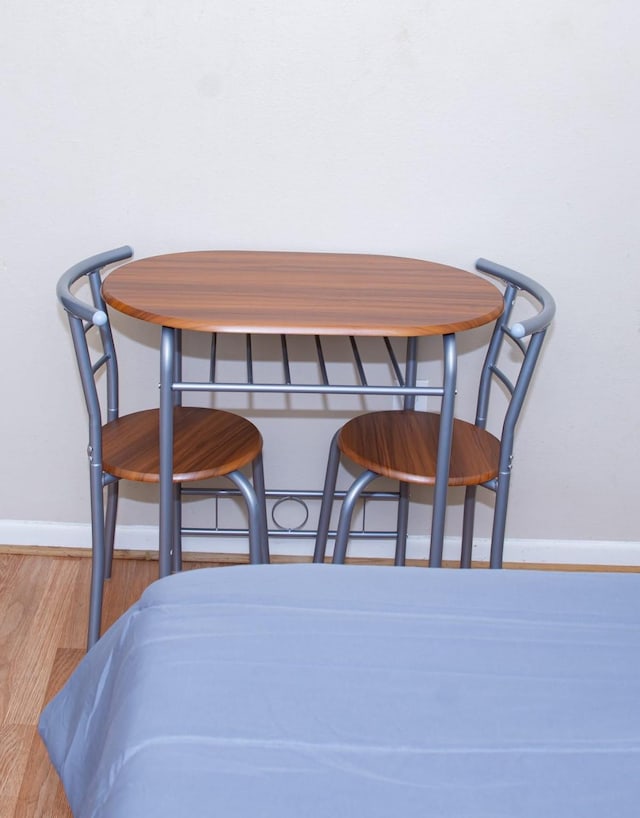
[[0, 799, 17, 818], [0, 725, 34, 801], [3, 551, 225, 817], [15, 649, 81, 818], [3, 560, 80, 727], [58, 558, 91, 651], [1, 557, 61, 725]]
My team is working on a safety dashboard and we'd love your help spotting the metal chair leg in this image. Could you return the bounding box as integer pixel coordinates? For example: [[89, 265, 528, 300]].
[[313, 431, 341, 563], [490, 473, 511, 569], [460, 485, 477, 568], [229, 469, 268, 565], [172, 484, 182, 573], [104, 481, 118, 580], [394, 482, 410, 566], [251, 453, 270, 564], [88, 463, 106, 650], [332, 470, 379, 564]]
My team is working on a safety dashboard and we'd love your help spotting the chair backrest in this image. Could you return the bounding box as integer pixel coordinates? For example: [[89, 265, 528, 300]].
[[56, 247, 134, 460], [473, 258, 556, 477]]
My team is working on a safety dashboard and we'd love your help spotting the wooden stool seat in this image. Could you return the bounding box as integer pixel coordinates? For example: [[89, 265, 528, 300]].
[[102, 407, 263, 483], [338, 410, 500, 487]]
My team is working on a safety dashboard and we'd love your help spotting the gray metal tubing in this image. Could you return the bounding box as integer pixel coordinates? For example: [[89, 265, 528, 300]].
[[403, 337, 418, 410], [183, 527, 400, 540], [68, 316, 105, 465], [181, 486, 399, 501], [468, 266, 552, 569], [209, 333, 218, 382], [460, 485, 477, 568], [428, 333, 457, 567], [87, 459, 105, 649], [174, 381, 438, 397], [474, 283, 516, 428], [172, 484, 182, 573], [59, 248, 134, 649], [206, 334, 408, 394], [68, 304, 115, 628], [280, 335, 292, 384], [314, 336, 417, 565], [332, 470, 380, 563], [57, 246, 133, 325], [475, 259, 556, 338], [489, 363, 516, 397], [393, 337, 419, 563], [482, 331, 548, 568], [384, 337, 405, 386], [174, 464, 268, 565], [490, 472, 512, 569], [349, 337, 368, 385], [251, 452, 270, 564], [227, 468, 268, 564], [87, 269, 120, 421], [313, 430, 342, 563], [173, 330, 183, 408], [159, 326, 176, 578], [498, 330, 547, 477], [314, 336, 329, 385], [394, 482, 410, 566], [246, 334, 254, 383], [104, 482, 119, 580]]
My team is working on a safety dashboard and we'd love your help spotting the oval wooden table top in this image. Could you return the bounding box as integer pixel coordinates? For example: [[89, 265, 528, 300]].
[[101, 251, 504, 336]]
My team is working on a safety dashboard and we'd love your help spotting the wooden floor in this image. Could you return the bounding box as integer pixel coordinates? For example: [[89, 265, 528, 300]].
[[0, 552, 225, 818]]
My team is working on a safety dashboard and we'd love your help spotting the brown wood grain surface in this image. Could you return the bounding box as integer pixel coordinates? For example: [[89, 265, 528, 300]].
[[339, 410, 501, 486], [102, 251, 504, 335], [0, 554, 222, 818], [102, 406, 263, 482]]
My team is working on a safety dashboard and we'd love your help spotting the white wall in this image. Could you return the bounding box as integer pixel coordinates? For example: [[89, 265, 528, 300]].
[[1, 1, 639, 560]]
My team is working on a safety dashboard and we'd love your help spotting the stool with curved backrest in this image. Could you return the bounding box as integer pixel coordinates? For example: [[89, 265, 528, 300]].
[[314, 259, 555, 569], [57, 247, 269, 648]]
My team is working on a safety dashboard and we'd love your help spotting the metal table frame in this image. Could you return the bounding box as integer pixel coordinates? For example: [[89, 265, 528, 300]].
[[158, 329, 456, 573]]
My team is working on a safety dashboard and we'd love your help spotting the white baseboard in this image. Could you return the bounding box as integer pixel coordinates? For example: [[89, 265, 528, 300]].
[[1, 519, 639, 567]]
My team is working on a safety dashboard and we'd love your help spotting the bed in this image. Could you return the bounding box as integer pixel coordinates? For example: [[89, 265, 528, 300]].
[[39, 563, 640, 817]]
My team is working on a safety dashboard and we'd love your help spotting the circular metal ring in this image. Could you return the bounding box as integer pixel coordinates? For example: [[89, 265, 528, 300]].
[[271, 496, 310, 532]]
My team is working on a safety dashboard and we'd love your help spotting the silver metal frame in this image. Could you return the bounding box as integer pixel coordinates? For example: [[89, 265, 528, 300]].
[[58, 247, 133, 646], [58, 248, 269, 648], [158, 329, 458, 574], [463, 258, 555, 568]]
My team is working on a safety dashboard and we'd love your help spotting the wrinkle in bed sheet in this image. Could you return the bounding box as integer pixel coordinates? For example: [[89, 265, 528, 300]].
[[39, 564, 640, 817]]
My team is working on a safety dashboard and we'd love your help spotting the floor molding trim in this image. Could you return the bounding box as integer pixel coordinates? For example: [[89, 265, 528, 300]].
[[1, 519, 639, 568]]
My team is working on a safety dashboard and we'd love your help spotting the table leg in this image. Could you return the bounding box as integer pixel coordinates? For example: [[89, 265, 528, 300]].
[[172, 330, 183, 573], [395, 337, 418, 564], [429, 332, 457, 567], [159, 326, 175, 577]]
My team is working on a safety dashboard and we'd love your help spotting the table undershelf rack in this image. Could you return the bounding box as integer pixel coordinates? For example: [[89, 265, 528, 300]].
[[176, 332, 442, 547]]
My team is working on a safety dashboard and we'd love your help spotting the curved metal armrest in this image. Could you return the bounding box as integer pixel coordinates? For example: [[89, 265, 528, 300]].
[[57, 246, 133, 325], [475, 258, 556, 338]]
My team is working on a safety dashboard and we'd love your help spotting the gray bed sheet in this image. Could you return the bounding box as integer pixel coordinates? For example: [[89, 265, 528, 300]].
[[39, 563, 640, 817]]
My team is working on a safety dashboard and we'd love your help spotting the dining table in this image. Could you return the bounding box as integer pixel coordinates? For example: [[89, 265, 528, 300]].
[[101, 251, 504, 571]]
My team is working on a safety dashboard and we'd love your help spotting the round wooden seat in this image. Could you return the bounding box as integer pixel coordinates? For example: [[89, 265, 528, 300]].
[[338, 410, 500, 487], [102, 407, 263, 483]]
